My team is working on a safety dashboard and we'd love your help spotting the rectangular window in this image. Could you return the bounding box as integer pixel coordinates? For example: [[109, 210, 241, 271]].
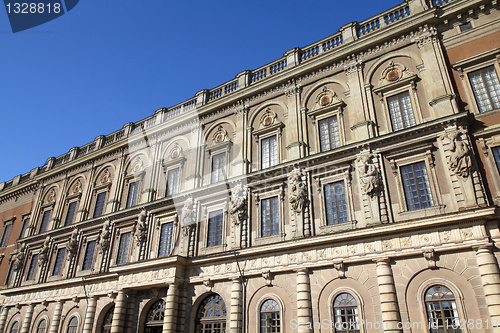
[[39, 210, 52, 233], [5, 263, 14, 285], [387, 91, 416, 131], [93, 192, 107, 218], [166, 168, 179, 196], [261, 197, 279, 237], [64, 202, 78, 226], [324, 181, 348, 225], [116, 232, 131, 265], [207, 210, 223, 247], [52, 248, 66, 276], [0, 224, 11, 247], [492, 147, 500, 173], [468, 66, 500, 113], [319, 116, 340, 152], [401, 162, 434, 210], [261, 136, 278, 169], [82, 240, 96, 271], [158, 222, 174, 256], [26, 254, 38, 281], [126, 182, 140, 208], [19, 218, 29, 239], [211, 153, 226, 183]]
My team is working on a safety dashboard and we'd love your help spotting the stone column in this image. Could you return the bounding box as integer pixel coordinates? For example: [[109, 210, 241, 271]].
[[111, 290, 127, 333], [20, 303, 34, 333], [83, 296, 98, 333], [475, 244, 500, 326], [374, 258, 402, 333], [296, 269, 313, 333], [163, 284, 178, 333], [0, 306, 9, 333], [49, 301, 64, 333], [230, 278, 243, 333]]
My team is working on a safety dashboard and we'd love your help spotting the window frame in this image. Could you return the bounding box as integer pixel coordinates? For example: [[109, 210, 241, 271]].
[[256, 296, 283, 333], [0, 218, 14, 248], [115, 230, 132, 265], [38, 208, 53, 234], [199, 202, 227, 255], [252, 118, 285, 171], [210, 152, 227, 184], [25, 253, 39, 282], [92, 191, 108, 219], [63, 200, 79, 226], [166, 167, 180, 197], [125, 180, 141, 208], [66, 316, 79, 333], [206, 209, 224, 248], [307, 96, 346, 154], [163, 151, 186, 198], [253, 186, 285, 246], [51, 247, 66, 277], [153, 212, 179, 259], [75, 236, 99, 276], [478, 131, 500, 204], [328, 289, 365, 333], [82, 239, 97, 271], [18, 213, 31, 239]]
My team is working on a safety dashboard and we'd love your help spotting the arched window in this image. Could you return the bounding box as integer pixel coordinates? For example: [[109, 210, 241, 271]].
[[333, 293, 360, 333], [9, 321, 19, 333], [101, 306, 114, 333], [425, 285, 461, 332], [66, 317, 78, 333], [144, 300, 166, 333], [260, 299, 280, 333], [195, 294, 226, 333], [37, 319, 47, 333]]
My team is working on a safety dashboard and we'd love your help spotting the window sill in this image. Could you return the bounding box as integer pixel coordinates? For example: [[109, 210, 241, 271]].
[[255, 234, 283, 246], [475, 107, 500, 118], [398, 204, 446, 220], [318, 220, 357, 235], [200, 244, 226, 255]]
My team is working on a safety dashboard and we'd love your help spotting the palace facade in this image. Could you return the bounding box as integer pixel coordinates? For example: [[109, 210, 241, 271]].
[[1, 0, 500, 332]]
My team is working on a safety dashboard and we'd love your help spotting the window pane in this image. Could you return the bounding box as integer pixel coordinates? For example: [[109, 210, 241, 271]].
[[67, 317, 78, 333], [116, 232, 131, 264], [319, 116, 340, 152], [5, 263, 14, 285], [19, 218, 29, 239], [26, 254, 39, 281], [37, 319, 47, 333], [401, 162, 434, 210], [469, 66, 500, 113], [126, 181, 140, 208], [324, 181, 348, 225], [82, 240, 96, 271], [166, 168, 179, 196], [93, 192, 107, 218], [260, 299, 281, 333], [0, 224, 12, 247], [261, 136, 277, 169], [333, 293, 360, 333], [492, 147, 500, 174], [52, 248, 66, 276], [425, 285, 461, 333], [39, 210, 51, 233], [207, 210, 223, 247], [211, 153, 226, 183], [261, 197, 279, 237], [158, 222, 174, 256], [64, 202, 78, 226], [388, 92, 416, 131]]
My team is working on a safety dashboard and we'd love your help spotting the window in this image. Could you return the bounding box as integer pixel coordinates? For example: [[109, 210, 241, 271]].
[[319, 116, 341, 152], [39, 210, 52, 233], [195, 294, 226, 333], [66, 316, 78, 333], [207, 210, 223, 247], [52, 248, 66, 276], [333, 293, 360, 333], [261, 136, 278, 169], [491, 146, 500, 173], [211, 153, 226, 183], [37, 319, 47, 333], [0, 224, 12, 247], [459, 22, 472, 32], [261, 197, 279, 237], [400, 162, 434, 210], [158, 223, 174, 256], [324, 181, 348, 225], [64, 202, 78, 226], [260, 299, 281, 333], [166, 168, 179, 196], [468, 65, 500, 113], [144, 300, 165, 333], [116, 232, 131, 265], [82, 240, 96, 271], [26, 254, 39, 281], [101, 306, 114, 333], [9, 321, 19, 333], [93, 192, 107, 218], [126, 181, 140, 208], [19, 218, 29, 239], [387, 91, 416, 131], [5, 263, 14, 285], [425, 285, 461, 333]]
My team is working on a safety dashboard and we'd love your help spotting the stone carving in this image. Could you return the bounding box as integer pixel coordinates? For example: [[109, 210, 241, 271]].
[[289, 168, 308, 213], [423, 249, 437, 269], [66, 228, 79, 259], [98, 220, 111, 253], [230, 184, 248, 226], [12, 243, 26, 271], [357, 154, 381, 196], [447, 130, 472, 178], [262, 270, 273, 286], [134, 209, 148, 245], [38, 236, 51, 266], [333, 260, 345, 278], [181, 198, 196, 236], [203, 278, 213, 291]]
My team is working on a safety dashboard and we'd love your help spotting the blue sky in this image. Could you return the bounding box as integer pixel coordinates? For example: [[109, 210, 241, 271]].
[[0, 0, 401, 183]]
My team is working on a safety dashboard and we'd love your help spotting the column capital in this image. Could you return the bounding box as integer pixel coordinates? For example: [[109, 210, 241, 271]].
[[294, 267, 309, 274], [473, 243, 494, 252], [373, 257, 391, 265]]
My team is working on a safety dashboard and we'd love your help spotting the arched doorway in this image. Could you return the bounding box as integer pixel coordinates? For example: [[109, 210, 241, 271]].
[[144, 299, 166, 333], [195, 294, 227, 333]]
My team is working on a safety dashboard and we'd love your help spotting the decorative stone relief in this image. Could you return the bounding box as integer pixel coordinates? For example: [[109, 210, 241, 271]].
[[262, 269, 273, 286], [38, 236, 51, 266], [203, 278, 213, 291], [212, 126, 228, 144], [230, 184, 247, 226], [422, 249, 437, 269], [98, 219, 111, 254], [446, 130, 472, 179], [289, 168, 308, 213], [260, 108, 277, 127], [66, 228, 79, 259], [72, 180, 82, 194], [101, 169, 111, 184], [134, 209, 148, 246], [333, 260, 345, 278], [356, 153, 381, 196], [11, 243, 26, 271]]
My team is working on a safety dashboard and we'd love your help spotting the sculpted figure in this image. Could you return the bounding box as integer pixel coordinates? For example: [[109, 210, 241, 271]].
[[230, 184, 248, 226], [181, 198, 196, 236], [38, 236, 51, 266], [448, 131, 472, 178], [134, 209, 148, 245], [12, 243, 26, 271], [357, 154, 381, 195], [98, 219, 111, 253], [289, 168, 307, 213], [66, 228, 79, 258]]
